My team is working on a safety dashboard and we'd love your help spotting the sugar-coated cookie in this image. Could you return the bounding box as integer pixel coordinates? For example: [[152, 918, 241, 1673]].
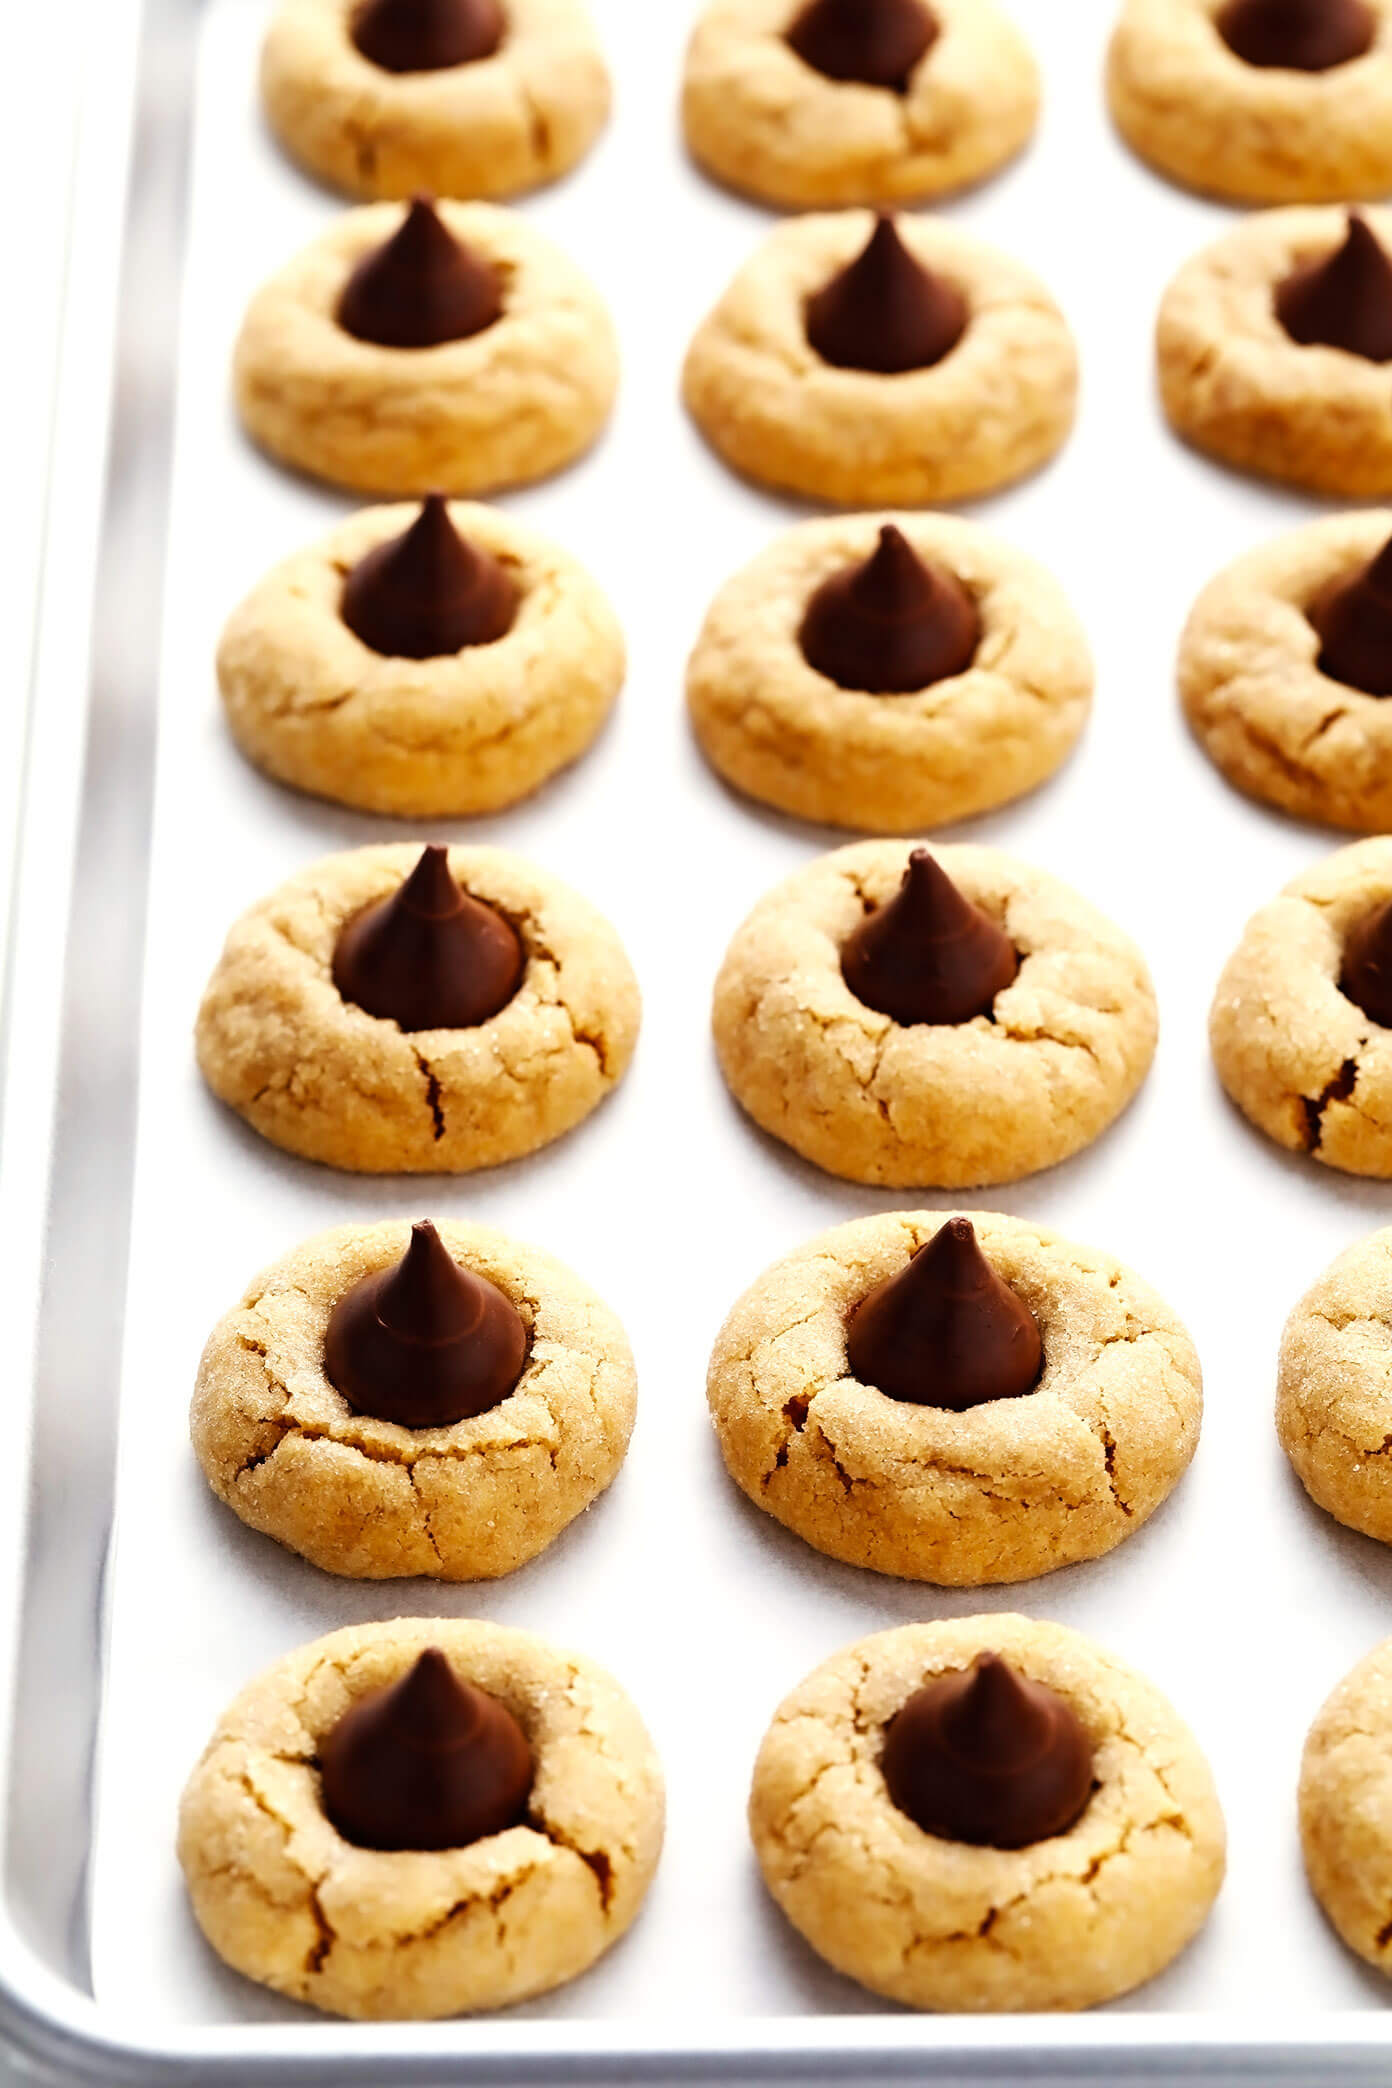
[[1301, 1634, 1392, 1977], [1278, 1226, 1392, 1541], [750, 1615, 1225, 2011], [178, 1618, 664, 2018], [682, 0, 1038, 209]]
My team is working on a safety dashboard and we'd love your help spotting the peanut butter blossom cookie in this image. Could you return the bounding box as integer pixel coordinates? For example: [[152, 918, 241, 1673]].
[[177, 1618, 664, 2018], [687, 514, 1092, 832], [1159, 206, 1392, 496], [1210, 836, 1392, 1174], [682, 212, 1077, 506], [191, 1218, 636, 1579], [682, 0, 1039, 209], [195, 842, 639, 1172], [261, 0, 611, 201], [234, 197, 618, 496], [1300, 1634, 1392, 1978], [749, 1615, 1225, 2011], [218, 497, 624, 817], [1278, 1226, 1392, 1544], [713, 842, 1157, 1188], [1180, 511, 1392, 831], [708, 1210, 1202, 1584], [1108, 0, 1392, 204]]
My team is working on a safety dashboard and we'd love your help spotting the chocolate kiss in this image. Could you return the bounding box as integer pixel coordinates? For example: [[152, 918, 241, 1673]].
[[332, 844, 524, 1032], [805, 216, 967, 376], [1310, 534, 1392, 697], [799, 524, 980, 695], [352, 0, 505, 73], [337, 197, 502, 350], [845, 1217, 1043, 1411], [319, 1649, 534, 1852], [1341, 900, 1392, 1026], [786, 0, 937, 90], [881, 1651, 1094, 1849], [1216, 0, 1373, 71], [1276, 214, 1392, 364], [324, 1220, 528, 1427], [841, 849, 1018, 1027], [341, 497, 519, 659]]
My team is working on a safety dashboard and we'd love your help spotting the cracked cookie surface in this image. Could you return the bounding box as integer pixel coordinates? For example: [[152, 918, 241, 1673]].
[[1108, 0, 1392, 204], [707, 1210, 1201, 1584], [750, 1614, 1225, 2011], [1210, 836, 1392, 1176], [681, 0, 1038, 209], [194, 843, 640, 1173], [681, 212, 1077, 507], [712, 839, 1157, 1188], [1300, 1633, 1392, 1976], [687, 512, 1091, 833], [1180, 511, 1392, 832], [191, 1220, 636, 1579], [233, 202, 618, 497], [177, 1617, 664, 2019], [1278, 1226, 1392, 1542], [261, 0, 611, 202], [1157, 206, 1392, 496], [218, 501, 624, 818]]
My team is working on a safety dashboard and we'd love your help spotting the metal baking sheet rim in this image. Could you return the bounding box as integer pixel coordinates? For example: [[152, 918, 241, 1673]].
[[0, 0, 1381, 2083]]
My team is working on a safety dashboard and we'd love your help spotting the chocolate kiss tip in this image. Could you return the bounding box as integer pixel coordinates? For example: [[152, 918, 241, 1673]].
[[805, 215, 966, 376], [798, 525, 980, 694], [378, 1220, 488, 1343], [1276, 212, 1392, 365], [840, 849, 1018, 1028], [352, 0, 505, 74], [340, 495, 519, 660], [786, 0, 937, 91], [331, 843, 524, 1035], [845, 1216, 1043, 1411], [1216, 0, 1373, 72], [1341, 899, 1392, 1028], [336, 195, 502, 350], [1311, 530, 1392, 697]]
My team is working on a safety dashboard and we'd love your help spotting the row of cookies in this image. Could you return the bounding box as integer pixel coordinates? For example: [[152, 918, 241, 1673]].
[[260, 0, 1392, 213]]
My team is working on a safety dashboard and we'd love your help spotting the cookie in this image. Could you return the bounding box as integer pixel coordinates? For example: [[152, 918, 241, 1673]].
[[750, 1614, 1225, 2012], [217, 500, 624, 818], [681, 0, 1039, 210], [194, 843, 640, 1172], [707, 1209, 1202, 1584], [233, 200, 618, 496], [682, 210, 1077, 506], [1179, 510, 1392, 832], [712, 840, 1157, 1188], [177, 1618, 664, 2019], [1108, 0, 1392, 204], [1157, 206, 1392, 497], [1277, 1226, 1392, 1541], [686, 512, 1092, 832], [261, 0, 611, 201], [191, 1219, 636, 1579], [1300, 1633, 1392, 1976], [1210, 835, 1392, 1175]]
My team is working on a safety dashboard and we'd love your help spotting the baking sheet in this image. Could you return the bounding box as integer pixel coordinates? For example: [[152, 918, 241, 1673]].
[[84, 0, 1392, 2038]]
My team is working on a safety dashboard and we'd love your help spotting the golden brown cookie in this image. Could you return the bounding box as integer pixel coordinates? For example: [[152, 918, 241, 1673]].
[[1300, 1633, 1392, 1976], [686, 512, 1092, 832], [217, 501, 624, 818], [1277, 1226, 1392, 1540], [1157, 206, 1392, 497], [708, 1209, 1202, 1584], [713, 840, 1157, 1188], [261, 0, 611, 201], [194, 844, 640, 1173], [233, 201, 618, 497], [1179, 510, 1392, 832], [1108, 0, 1392, 205], [682, 211, 1077, 507], [1210, 836, 1392, 1175], [681, 0, 1039, 209], [750, 1614, 1226, 2011], [177, 1618, 664, 2019], [191, 1219, 636, 1579]]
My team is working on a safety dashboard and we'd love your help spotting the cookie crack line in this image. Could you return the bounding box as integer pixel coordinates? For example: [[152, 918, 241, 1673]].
[[1300, 1053, 1363, 1152], [411, 1047, 446, 1141]]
